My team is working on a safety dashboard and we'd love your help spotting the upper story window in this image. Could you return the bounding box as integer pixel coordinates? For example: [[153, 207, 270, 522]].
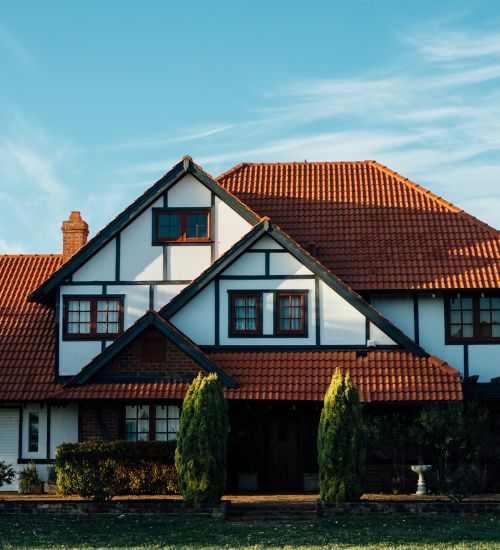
[[153, 209, 210, 243], [229, 292, 262, 336], [275, 292, 307, 335], [63, 296, 123, 340], [447, 294, 500, 342]]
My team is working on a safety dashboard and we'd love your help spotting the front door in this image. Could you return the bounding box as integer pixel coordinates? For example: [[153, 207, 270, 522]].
[[267, 409, 299, 490]]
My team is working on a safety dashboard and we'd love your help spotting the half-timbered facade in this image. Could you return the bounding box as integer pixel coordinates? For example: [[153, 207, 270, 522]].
[[0, 156, 497, 491]]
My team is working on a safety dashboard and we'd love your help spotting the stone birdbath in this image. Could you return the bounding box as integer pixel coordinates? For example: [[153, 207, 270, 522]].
[[411, 464, 432, 495]]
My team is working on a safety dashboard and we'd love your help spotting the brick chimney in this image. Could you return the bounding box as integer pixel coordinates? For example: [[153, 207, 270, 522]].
[[62, 211, 88, 262]]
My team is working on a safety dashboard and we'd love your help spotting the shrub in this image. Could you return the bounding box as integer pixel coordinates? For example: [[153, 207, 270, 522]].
[[0, 461, 16, 489], [318, 369, 366, 503], [415, 401, 492, 493], [18, 461, 43, 494], [445, 462, 487, 502], [55, 440, 178, 500], [175, 372, 228, 503]]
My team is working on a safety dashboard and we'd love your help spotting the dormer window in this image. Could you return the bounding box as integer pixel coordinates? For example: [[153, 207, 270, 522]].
[[153, 209, 210, 243], [63, 296, 123, 339]]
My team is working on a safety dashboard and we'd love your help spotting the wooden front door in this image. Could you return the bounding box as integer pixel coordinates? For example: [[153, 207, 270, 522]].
[[267, 409, 299, 490]]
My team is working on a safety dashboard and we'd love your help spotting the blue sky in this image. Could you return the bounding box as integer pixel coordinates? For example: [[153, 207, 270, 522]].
[[1, 0, 500, 253]]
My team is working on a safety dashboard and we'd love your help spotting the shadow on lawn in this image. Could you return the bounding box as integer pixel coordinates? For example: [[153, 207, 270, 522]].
[[1, 515, 499, 549]]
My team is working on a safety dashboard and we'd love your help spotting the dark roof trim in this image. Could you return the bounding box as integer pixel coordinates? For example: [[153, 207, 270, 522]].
[[68, 310, 239, 388], [160, 221, 427, 357], [28, 157, 260, 304]]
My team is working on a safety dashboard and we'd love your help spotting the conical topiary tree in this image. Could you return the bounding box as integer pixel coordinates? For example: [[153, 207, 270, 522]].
[[318, 368, 365, 502], [175, 372, 228, 503]]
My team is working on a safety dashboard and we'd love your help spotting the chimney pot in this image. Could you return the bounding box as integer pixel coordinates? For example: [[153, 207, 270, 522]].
[[62, 211, 88, 262]]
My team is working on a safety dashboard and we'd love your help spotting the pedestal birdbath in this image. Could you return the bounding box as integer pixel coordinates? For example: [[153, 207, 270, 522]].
[[411, 464, 432, 495]]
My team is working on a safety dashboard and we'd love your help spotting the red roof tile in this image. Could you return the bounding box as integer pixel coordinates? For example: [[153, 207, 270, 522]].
[[0, 254, 63, 400], [215, 351, 463, 402], [217, 161, 500, 289], [53, 351, 462, 403]]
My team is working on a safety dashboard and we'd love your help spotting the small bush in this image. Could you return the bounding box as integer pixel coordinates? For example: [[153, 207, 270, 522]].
[[0, 461, 16, 489], [18, 461, 43, 494], [175, 373, 229, 503], [445, 463, 487, 502], [318, 369, 366, 503], [55, 440, 178, 500]]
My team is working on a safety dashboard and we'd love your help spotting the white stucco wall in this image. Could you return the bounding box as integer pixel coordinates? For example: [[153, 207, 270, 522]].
[[155, 284, 187, 310], [166, 246, 212, 281], [214, 197, 253, 257], [50, 404, 79, 457], [72, 239, 116, 282], [320, 281, 366, 345], [371, 294, 415, 340], [468, 345, 500, 382], [107, 284, 150, 330], [120, 197, 164, 281], [224, 252, 266, 276], [170, 282, 216, 345], [167, 174, 211, 207]]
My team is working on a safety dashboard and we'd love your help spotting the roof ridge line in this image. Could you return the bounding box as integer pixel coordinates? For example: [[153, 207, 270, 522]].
[[215, 162, 249, 181], [0, 253, 63, 258], [369, 161, 500, 235], [368, 161, 463, 215]]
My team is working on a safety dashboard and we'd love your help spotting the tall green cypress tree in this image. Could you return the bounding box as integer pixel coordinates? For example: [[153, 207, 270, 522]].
[[318, 369, 366, 502], [175, 372, 228, 503]]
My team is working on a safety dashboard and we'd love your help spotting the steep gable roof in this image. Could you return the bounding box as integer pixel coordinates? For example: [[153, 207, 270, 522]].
[[29, 156, 261, 304], [160, 220, 427, 356], [216, 161, 500, 290]]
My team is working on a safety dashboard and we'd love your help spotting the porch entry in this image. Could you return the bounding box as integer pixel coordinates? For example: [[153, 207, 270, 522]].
[[267, 409, 299, 490]]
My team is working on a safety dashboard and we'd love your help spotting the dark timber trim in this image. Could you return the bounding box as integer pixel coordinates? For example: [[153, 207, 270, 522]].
[[28, 157, 260, 304], [413, 294, 420, 344], [160, 221, 427, 356], [215, 279, 220, 346], [315, 276, 320, 345], [68, 310, 238, 388], [115, 234, 121, 281]]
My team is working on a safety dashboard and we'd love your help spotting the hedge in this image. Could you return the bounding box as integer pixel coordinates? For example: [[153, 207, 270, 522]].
[[55, 440, 178, 500]]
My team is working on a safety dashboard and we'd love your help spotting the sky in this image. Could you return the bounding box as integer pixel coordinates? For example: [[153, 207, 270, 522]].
[[1, 0, 500, 254]]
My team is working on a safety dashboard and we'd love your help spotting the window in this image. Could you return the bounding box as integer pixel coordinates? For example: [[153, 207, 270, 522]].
[[229, 292, 262, 336], [154, 209, 210, 243], [275, 292, 307, 335], [125, 405, 180, 441], [28, 412, 39, 452], [447, 294, 500, 342], [63, 296, 123, 339]]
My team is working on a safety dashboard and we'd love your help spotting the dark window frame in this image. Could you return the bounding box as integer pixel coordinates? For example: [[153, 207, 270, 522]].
[[446, 293, 500, 343], [274, 291, 307, 336], [153, 208, 211, 244], [124, 404, 180, 442], [63, 295, 124, 340], [229, 291, 263, 336]]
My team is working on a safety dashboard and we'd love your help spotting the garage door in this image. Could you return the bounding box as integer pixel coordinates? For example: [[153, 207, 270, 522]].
[[0, 409, 20, 491]]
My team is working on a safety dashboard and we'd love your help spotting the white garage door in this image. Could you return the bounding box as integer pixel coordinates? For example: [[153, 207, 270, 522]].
[[0, 409, 20, 491]]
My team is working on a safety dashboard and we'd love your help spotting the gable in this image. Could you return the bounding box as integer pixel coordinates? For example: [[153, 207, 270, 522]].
[[93, 326, 202, 382], [29, 157, 260, 303], [164, 226, 417, 352]]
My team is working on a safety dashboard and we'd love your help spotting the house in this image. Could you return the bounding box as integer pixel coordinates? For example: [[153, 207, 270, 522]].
[[0, 156, 498, 492]]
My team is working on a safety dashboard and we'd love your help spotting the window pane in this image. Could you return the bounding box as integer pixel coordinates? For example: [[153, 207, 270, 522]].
[[450, 311, 461, 324], [158, 213, 181, 239], [493, 325, 500, 337], [168, 406, 179, 418], [156, 419, 167, 433], [462, 325, 474, 337], [450, 298, 461, 310], [450, 325, 463, 337], [462, 311, 473, 324], [462, 297, 473, 309], [186, 213, 208, 239], [480, 324, 492, 337], [480, 311, 491, 324], [491, 297, 500, 309], [28, 413, 39, 452], [168, 418, 179, 434]]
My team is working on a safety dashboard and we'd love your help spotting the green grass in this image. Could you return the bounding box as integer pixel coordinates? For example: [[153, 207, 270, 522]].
[[0, 515, 499, 550]]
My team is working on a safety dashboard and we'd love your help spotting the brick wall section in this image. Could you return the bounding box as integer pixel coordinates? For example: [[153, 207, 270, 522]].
[[95, 326, 202, 381], [80, 402, 120, 441]]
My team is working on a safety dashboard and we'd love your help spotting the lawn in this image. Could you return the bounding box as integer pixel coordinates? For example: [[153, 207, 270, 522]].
[[0, 515, 499, 550]]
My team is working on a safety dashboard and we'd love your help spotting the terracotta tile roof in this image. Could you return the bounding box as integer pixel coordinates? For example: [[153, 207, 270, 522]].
[[214, 351, 463, 402], [53, 350, 461, 403], [0, 254, 63, 400], [216, 161, 500, 289]]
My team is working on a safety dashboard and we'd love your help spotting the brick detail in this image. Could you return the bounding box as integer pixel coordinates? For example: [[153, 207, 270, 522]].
[[95, 326, 202, 381], [61, 211, 88, 262], [80, 402, 120, 441]]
